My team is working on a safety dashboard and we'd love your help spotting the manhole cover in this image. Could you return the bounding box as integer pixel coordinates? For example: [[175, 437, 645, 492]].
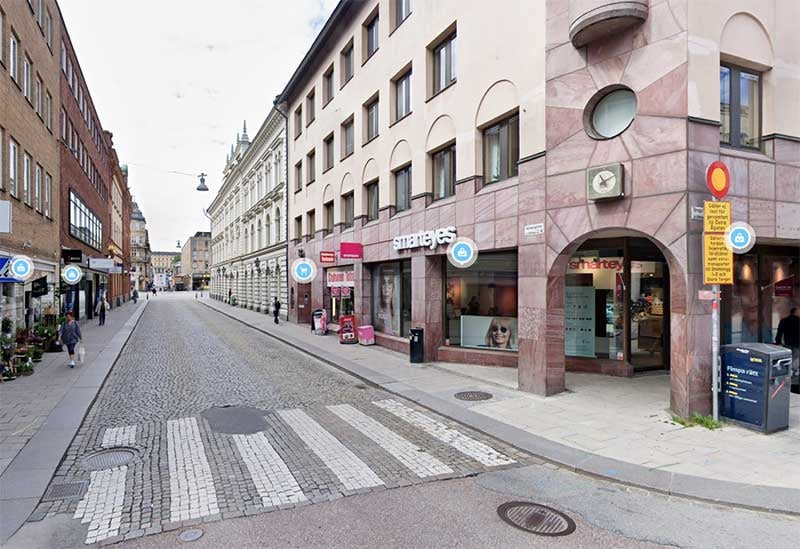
[[42, 481, 89, 501], [178, 528, 204, 542], [454, 391, 493, 401], [81, 448, 137, 470], [201, 405, 267, 434], [497, 502, 576, 536]]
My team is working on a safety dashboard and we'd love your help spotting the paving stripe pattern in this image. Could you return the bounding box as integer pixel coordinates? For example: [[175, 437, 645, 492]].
[[101, 425, 137, 448], [278, 408, 384, 490], [167, 417, 219, 522], [232, 431, 308, 508], [328, 404, 453, 478], [73, 465, 127, 545], [373, 399, 516, 467]]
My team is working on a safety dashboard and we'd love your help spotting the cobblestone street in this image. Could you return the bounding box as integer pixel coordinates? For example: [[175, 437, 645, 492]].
[[34, 296, 529, 545]]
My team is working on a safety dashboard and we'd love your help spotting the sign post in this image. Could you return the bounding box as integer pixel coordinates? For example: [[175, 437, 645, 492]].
[[704, 161, 732, 422]]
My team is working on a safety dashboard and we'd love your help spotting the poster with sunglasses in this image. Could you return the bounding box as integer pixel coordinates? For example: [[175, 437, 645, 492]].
[[460, 315, 518, 351]]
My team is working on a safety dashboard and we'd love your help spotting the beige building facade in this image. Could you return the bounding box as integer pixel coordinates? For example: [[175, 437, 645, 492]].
[[181, 231, 210, 290], [278, 0, 799, 417], [130, 201, 152, 291]]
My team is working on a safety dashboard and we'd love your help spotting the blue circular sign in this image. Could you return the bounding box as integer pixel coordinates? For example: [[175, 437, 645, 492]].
[[724, 222, 756, 254], [447, 237, 479, 269], [62, 264, 83, 285], [290, 258, 317, 283], [10, 256, 34, 282]]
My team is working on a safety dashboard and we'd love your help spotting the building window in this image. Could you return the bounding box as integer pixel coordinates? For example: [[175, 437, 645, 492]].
[[432, 32, 456, 95], [324, 133, 334, 171], [365, 96, 379, 142], [306, 89, 315, 125], [325, 266, 355, 322], [23, 153, 31, 204], [34, 164, 42, 212], [394, 0, 411, 29], [372, 260, 412, 337], [45, 10, 52, 48], [34, 76, 42, 115], [365, 180, 379, 221], [483, 114, 519, 184], [307, 209, 316, 237], [342, 192, 354, 228], [341, 116, 354, 158], [44, 173, 51, 217], [341, 40, 354, 86], [8, 139, 18, 196], [69, 191, 103, 250], [445, 251, 518, 350], [264, 215, 271, 245], [720, 64, 761, 149], [294, 106, 302, 138], [324, 200, 334, 234], [394, 69, 412, 121], [23, 54, 32, 100], [9, 33, 19, 82], [45, 92, 52, 130], [294, 161, 302, 191], [306, 149, 316, 184], [394, 165, 411, 212], [364, 11, 379, 60], [432, 143, 455, 200], [323, 65, 334, 105]]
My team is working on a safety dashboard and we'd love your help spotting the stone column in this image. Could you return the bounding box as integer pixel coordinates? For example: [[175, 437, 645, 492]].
[[411, 254, 443, 362]]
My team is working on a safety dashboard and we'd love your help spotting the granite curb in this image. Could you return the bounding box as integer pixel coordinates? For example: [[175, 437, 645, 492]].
[[202, 300, 800, 517], [0, 301, 150, 543]]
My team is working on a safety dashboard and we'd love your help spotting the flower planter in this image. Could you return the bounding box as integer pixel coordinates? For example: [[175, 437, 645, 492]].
[[19, 370, 34, 376]]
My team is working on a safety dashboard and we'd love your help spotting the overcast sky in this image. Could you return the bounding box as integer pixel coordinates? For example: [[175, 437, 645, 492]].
[[59, 0, 338, 252]]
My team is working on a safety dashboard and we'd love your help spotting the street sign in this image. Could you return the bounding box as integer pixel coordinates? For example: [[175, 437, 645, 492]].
[[290, 258, 317, 283], [61, 264, 83, 285], [340, 242, 363, 259], [10, 255, 35, 282], [88, 257, 115, 271], [698, 290, 718, 301], [61, 249, 83, 263], [703, 201, 731, 233], [523, 223, 545, 236], [724, 222, 756, 254], [703, 234, 733, 285], [320, 251, 336, 263], [447, 237, 479, 269], [31, 276, 48, 297], [706, 160, 730, 199]]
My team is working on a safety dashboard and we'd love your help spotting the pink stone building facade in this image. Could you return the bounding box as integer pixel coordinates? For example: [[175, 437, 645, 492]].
[[276, 0, 799, 417]]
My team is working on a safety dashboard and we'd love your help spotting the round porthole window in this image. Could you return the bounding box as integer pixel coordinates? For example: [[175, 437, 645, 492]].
[[587, 88, 637, 139]]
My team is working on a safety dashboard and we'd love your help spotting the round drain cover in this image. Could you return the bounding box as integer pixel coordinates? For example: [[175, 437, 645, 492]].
[[178, 528, 204, 542], [497, 502, 576, 536], [454, 391, 493, 402], [81, 448, 137, 470]]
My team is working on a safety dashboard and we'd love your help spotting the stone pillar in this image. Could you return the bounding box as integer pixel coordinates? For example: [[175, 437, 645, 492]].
[[411, 254, 443, 362]]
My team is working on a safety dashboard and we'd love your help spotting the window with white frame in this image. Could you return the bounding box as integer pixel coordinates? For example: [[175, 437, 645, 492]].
[[265, 215, 271, 245], [432, 143, 455, 200], [341, 116, 354, 158], [23, 152, 31, 204], [35, 76, 42, 116], [342, 192, 354, 228], [45, 92, 52, 129], [9, 32, 19, 82], [432, 32, 456, 95], [34, 164, 42, 211], [394, 165, 411, 212], [483, 114, 519, 184], [365, 180, 379, 221], [365, 12, 379, 59], [394, 0, 411, 28], [394, 69, 411, 120], [44, 173, 51, 217], [365, 96, 379, 142], [9, 139, 19, 196], [23, 54, 32, 100]]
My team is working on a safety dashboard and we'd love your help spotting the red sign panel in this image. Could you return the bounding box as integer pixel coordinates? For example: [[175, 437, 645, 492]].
[[774, 276, 795, 297], [706, 161, 731, 199], [340, 242, 363, 259], [331, 286, 341, 296], [341, 286, 351, 297], [320, 251, 336, 263]]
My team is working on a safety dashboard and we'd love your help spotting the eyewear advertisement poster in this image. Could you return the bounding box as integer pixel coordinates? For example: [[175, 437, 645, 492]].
[[373, 265, 402, 336], [460, 315, 518, 351], [565, 286, 595, 357]]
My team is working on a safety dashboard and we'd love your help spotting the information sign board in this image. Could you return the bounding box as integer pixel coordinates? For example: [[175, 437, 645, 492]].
[[720, 347, 765, 428], [703, 201, 731, 233], [703, 234, 733, 285]]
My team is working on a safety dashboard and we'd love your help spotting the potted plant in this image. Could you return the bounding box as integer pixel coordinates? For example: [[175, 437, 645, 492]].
[[31, 346, 44, 363], [18, 361, 34, 376]]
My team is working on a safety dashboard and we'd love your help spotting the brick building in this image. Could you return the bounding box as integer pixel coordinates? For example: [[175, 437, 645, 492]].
[[0, 0, 61, 330]]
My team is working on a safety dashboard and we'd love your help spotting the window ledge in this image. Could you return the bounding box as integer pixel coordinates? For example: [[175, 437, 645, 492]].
[[426, 80, 456, 103], [389, 112, 412, 128], [719, 144, 771, 163], [430, 194, 456, 206], [477, 175, 519, 196], [323, 97, 333, 109], [340, 152, 354, 162], [305, 119, 315, 127], [322, 166, 334, 175], [361, 48, 379, 67], [340, 76, 353, 91], [294, 188, 302, 194], [389, 13, 412, 37], [363, 134, 379, 147], [391, 207, 413, 219]]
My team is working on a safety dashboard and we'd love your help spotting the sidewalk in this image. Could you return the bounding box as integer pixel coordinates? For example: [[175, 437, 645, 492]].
[[203, 298, 800, 515], [0, 301, 148, 542]]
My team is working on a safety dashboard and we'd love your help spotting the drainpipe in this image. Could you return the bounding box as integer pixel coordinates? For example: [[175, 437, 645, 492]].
[[273, 101, 290, 319]]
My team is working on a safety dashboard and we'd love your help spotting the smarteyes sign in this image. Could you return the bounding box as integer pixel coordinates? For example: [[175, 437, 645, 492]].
[[290, 258, 317, 284], [447, 237, 478, 269], [392, 226, 456, 251]]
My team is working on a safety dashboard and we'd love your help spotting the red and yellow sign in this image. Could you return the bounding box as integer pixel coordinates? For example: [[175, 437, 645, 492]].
[[706, 161, 730, 199], [703, 234, 733, 285]]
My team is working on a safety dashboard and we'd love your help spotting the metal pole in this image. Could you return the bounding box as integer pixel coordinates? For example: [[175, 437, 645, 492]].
[[711, 283, 720, 421]]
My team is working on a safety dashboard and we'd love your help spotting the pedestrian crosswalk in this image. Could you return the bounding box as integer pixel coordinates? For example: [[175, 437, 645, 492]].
[[74, 400, 520, 544]]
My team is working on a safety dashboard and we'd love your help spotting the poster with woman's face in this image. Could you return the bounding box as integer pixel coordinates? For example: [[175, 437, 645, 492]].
[[460, 315, 518, 351], [374, 266, 401, 335]]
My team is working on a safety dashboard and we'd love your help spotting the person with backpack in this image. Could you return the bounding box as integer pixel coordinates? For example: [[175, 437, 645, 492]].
[[273, 297, 281, 325], [59, 311, 82, 368]]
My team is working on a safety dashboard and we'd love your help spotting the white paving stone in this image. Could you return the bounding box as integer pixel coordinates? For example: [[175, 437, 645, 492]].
[[278, 408, 384, 490], [373, 399, 515, 467], [101, 425, 137, 447], [328, 404, 453, 478], [232, 431, 308, 508], [73, 465, 127, 545], [167, 417, 219, 523]]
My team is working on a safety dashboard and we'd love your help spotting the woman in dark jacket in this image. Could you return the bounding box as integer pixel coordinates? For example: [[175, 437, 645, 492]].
[[60, 311, 82, 368]]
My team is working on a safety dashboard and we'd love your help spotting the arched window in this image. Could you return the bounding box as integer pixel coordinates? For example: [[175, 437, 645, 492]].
[[265, 215, 271, 245], [257, 219, 263, 249], [265, 162, 272, 192], [250, 223, 255, 251], [274, 208, 281, 242], [243, 228, 248, 254]]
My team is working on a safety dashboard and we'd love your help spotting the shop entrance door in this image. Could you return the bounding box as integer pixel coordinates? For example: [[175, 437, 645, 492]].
[[628, 246, 669, 371], [297, 283, 312, 324]]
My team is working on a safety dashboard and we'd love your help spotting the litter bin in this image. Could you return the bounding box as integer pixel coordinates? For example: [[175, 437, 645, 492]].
[[720, 343, 792, 433], [410, 328, 424, 363], [312, 309, 327, 335]]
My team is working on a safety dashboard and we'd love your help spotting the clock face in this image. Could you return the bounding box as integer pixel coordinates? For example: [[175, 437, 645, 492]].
[[592, 170, 617, 195]]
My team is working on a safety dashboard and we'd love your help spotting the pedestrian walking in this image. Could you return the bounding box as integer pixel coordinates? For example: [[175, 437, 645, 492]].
[[228, 288, 232, 303], [58, 311, 82, 368], [775, 307, 799, 392], [273, 297, 281, 325], [132, 289, 139, 304], [95, 296, 108, 326]]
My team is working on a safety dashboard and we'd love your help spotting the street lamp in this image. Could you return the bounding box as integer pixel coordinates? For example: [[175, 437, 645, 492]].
[[197, 173, 209, 192]]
